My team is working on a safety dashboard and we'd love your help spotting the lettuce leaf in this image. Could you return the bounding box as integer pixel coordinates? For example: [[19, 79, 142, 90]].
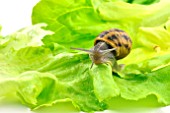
[[0, 43, 111, 111], [0, 0, 170, 112], [0, 24, 116, 111], [32, 0, 170, 73], [0, 23, 53, 53], [114, 65, 170, 104]]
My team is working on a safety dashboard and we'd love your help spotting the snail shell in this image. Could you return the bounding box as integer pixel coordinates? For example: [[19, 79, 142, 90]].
[[94, 28, 132, 60], [71, 28, 132, 70]]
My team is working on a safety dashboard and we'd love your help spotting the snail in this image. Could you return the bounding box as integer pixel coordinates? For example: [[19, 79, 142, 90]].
[[71, 28, 132, 72]]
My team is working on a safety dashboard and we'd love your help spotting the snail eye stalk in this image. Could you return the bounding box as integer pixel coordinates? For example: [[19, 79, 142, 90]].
[[70, 47, 93, 54], [101, 48, 116, 56]]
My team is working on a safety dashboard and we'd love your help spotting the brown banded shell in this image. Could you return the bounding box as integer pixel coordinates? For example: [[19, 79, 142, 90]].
[[94, 29, 132, 60]]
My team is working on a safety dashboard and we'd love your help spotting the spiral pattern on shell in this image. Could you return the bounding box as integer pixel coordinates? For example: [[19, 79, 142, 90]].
[[94, 29, 132, 60]]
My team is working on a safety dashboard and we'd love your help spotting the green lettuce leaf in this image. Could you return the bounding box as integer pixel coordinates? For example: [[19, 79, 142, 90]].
[[1, 43, 170, 112], [0, 23, 53, 53], [0, 0, 170, 112], [0, 45, 112, 111], [114, 65, 170, 105], [31, 0, 170, 111], [32, 0, 170, 73], [0, 24, 116, 111], [32, 0, 170, 50]]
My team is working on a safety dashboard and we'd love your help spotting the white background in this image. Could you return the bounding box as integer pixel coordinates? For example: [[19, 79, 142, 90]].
[[0, 0, 39, 35], [0, 0, 170, 113]]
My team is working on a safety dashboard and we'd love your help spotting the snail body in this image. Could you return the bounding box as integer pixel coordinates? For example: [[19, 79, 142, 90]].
[[71, 28, 132, 71]]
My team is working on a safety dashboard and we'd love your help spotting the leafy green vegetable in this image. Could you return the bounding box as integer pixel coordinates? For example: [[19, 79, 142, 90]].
[[0, 24, 113, 111], [0, 0, 170, 112], [31, 0, 170, 111], [0, 38, 109, 111], [32, 0, 170, 72], [32, 0, 170, 53], [114, 65, 170, 105], [0, 23, 53, 53]]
